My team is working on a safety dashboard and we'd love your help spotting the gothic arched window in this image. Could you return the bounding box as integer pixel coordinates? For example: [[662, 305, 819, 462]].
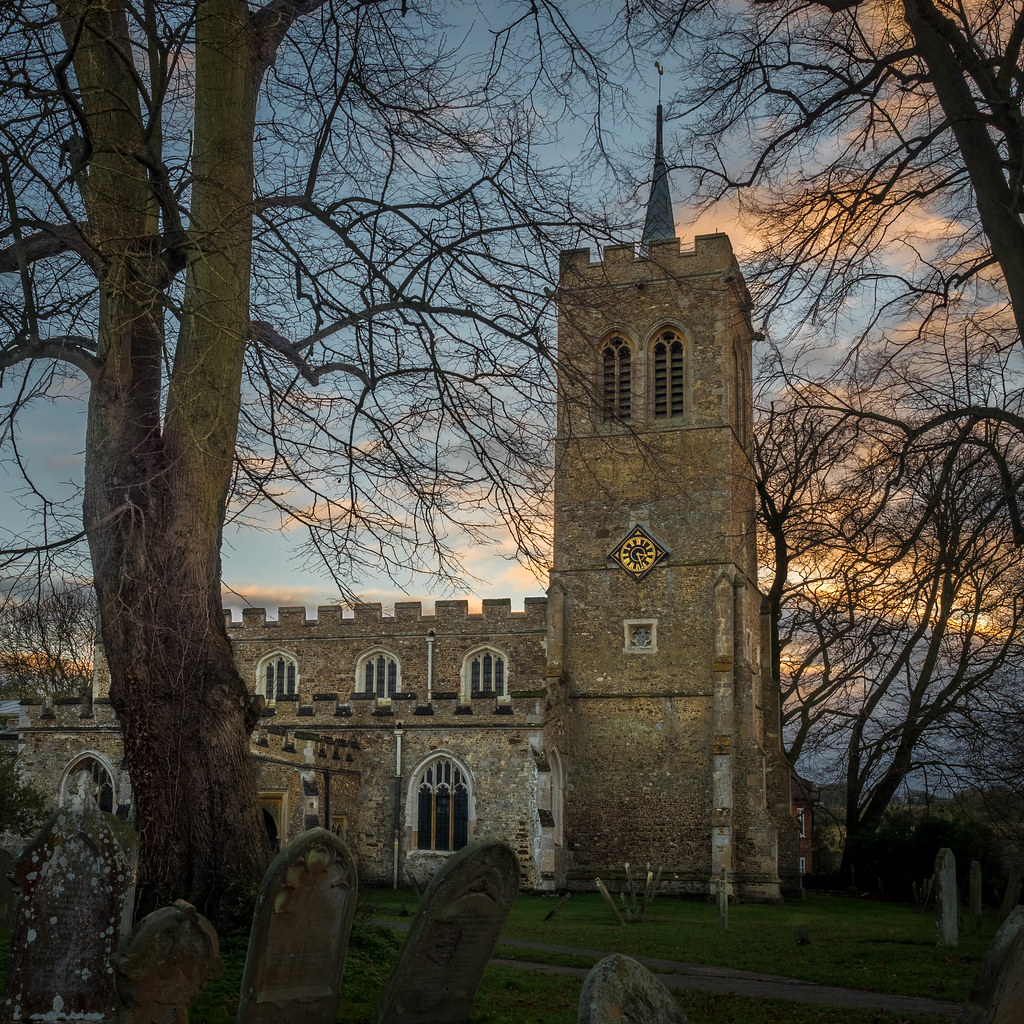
[[61, 754, 115, 813], [257, 652, 299, 702], [415, 757, 470, 851], [601, 336, 632, 422], [652, 329, 684, 419], [357, 649, 400, 698], [462, 647, 506, 700]]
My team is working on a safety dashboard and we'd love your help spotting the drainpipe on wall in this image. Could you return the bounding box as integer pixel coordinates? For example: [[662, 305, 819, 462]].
[[425, 629, 436, 701], [393, 722, 403, 889]]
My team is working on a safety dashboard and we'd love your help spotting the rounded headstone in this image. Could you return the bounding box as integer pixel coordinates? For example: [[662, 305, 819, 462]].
[[578, 953, 688, 1024]]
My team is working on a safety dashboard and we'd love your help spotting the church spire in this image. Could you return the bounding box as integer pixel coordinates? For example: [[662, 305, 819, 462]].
[[641, 103, 675, 246]]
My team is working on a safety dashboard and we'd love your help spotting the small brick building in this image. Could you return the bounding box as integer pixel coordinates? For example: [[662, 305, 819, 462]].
[[3, 114, 797, 897]]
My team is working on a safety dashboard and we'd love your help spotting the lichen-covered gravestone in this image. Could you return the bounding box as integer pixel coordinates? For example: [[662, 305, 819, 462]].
[[936, 847, 959, 947], [375, 839, 520, 1024], [237, 827, 358, 1024], [112, 900, 223, 1024], [955, 906, 1024, 1024], [578, 954, 688, 1024], [3, 772, 139, 1022]]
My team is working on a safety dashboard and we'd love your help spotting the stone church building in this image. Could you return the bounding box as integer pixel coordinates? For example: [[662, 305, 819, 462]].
[[4, 111, 798, 899]]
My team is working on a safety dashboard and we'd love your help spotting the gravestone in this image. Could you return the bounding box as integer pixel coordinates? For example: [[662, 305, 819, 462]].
[[936, 847, 959, 947], [955, 906, 1024, 1024], [969, 860, 983, 937], [375, 839, 520, 1024], [0, 848, 14, 929], [3, 772, 139, 1021], [112, 900, 223, 1024], [998, 866, 1022, 925], [578, 953, 688, 1024], [237, 827, 358, 1024], [717, 866, 728, 930]]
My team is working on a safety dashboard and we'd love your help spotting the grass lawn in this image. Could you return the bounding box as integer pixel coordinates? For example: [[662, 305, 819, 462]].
[[364, 888, 992, 999], [2, 889, 992, 1023]]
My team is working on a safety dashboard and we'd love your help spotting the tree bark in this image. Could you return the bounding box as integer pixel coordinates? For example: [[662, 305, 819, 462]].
[[61, 0, 269, 925]]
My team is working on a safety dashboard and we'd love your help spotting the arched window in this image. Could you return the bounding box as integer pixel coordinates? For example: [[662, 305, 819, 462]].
[[60, 754, 115, 813], [415, 757, 470, 852], [601, 336, 632, 422], [257, 652, 299, 702], [462, 647, 506, 700], [356, 649, 400, 698], [652, 329, 684, 419]]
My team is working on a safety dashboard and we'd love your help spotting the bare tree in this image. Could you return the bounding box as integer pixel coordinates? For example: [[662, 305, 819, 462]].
[[756, 339, 1024, 881], [634, 0, 1024, 351], [0, 582, 96, 701], [0, 0, 629, 923]]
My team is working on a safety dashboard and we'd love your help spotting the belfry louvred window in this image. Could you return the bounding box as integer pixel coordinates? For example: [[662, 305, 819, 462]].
[[416, 758, 469, 851], [653, 330, 684, 418], [601, 337, 631, 422]]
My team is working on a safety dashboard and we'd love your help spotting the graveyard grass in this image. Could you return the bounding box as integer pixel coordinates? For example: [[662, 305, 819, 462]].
[[0, 890, 992, 1024]]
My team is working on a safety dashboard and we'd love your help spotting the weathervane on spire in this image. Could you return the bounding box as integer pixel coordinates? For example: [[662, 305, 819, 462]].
[[641, 61, 675, 248]]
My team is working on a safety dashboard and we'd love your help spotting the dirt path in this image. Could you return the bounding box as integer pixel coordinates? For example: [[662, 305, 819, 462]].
[[491, 937, 962, 1017]]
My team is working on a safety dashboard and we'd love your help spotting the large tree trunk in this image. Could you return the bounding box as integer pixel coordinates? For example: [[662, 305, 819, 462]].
[[65, 0, 269, 926]]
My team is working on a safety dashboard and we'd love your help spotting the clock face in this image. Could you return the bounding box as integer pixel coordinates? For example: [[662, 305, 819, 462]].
[[610, 525, 667, 580]]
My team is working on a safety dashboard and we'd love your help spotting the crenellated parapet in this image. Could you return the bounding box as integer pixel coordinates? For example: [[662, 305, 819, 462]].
[[16, 695, 120, 731], [227, 596, 548, 634], [559, 233, 740, 283]]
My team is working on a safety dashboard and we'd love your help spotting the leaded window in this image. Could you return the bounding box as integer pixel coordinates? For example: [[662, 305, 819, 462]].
[[653, 330, 684, 418], [262, 655, 298, 701], [64, 756, 114, 813], [415, 758, 469, 851], [358, 650, 400, 698], [601, 337, 631, 422], [466, 649, 505, 697]]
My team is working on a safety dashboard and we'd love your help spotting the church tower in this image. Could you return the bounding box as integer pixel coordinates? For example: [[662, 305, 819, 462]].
[[543, 107, 788, 899]]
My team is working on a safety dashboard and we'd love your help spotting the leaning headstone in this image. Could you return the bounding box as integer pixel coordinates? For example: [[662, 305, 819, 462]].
[[0, 847, 14, 929], [375, 839, 520, 1024], [936, 847, 959, 947], [237, 827, 358, 1024], [969, 860, 983, 937], [3, 771, 138, 1021], [578, 953, 688, 1024], [998, 866, 1022, 925], [112, 900, 223, 1024], [954, 905, 1024, 1024]]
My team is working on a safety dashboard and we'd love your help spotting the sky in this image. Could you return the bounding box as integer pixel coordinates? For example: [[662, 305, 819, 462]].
[[0, 5, 744, 620]]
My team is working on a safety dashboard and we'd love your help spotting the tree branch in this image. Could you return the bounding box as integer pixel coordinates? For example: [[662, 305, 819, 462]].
[[249, 0, 331, 86], [0, 223, 96, 275], [0, 334, 101, 379]]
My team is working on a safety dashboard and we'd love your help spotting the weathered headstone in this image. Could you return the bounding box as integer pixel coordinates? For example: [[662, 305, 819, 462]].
[[998, 866, 1022, 925], [237, 827, 358, 1024], [0, 847, 14, 929], [578, 953, 688, 1024], [112, 900, 223, 1024], [955, 906, 1024, 1024], [717, 866, 728, 930], [3, 772, 139, 1021], [375, 839, 520, 1024], [936, 847, 959, 947], [969, 860, 983, 937]]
